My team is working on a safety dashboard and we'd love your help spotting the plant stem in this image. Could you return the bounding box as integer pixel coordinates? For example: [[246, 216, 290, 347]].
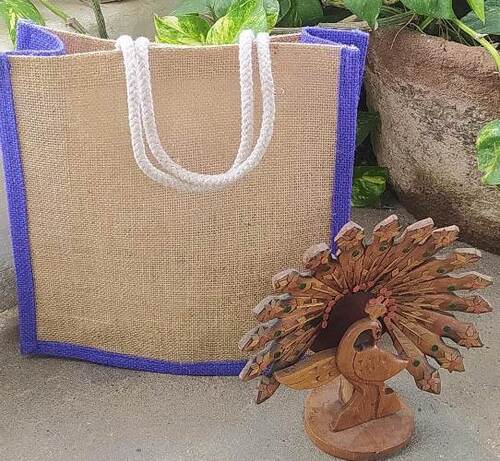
[[380, 5, 404, 15], [89, 0, 108, 39], [378, 12, 415, 28], [453, 18, 500, 73], [419, 16, 434, 31], [36, 0, 88, 34]]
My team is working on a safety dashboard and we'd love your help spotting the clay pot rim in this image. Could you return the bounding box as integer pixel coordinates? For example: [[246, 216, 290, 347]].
[[368, 26, 498, 80]]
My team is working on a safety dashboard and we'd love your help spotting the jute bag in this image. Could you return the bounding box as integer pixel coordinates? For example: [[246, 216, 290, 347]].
[[0, 22, 368, 375]]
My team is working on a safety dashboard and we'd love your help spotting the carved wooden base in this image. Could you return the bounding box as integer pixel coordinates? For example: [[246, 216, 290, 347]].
[[304, 379, 414, 461]]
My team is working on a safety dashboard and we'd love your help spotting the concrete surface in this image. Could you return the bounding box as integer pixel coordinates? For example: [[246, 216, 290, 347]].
[[1, 204, 499, 461]]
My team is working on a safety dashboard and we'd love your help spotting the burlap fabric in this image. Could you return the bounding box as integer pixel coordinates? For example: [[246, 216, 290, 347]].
[[0, 23, 367, 373]]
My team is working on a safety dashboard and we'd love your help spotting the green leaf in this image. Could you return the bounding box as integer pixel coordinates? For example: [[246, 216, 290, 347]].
[[356, 111, 379, 147], [476, 120, 500, 189], [318, 9, 352, 23], [466, 0, 485, 22], [344, 0, 382, 29], [264, 0, 280, 27], [206, 0, 269, 45], [211, 0, 233, 17], [278, 0, 324, 27], [0, 0, 44, 43], [462, 0, 500, 34], [278, 0, 292, 20], [171, 0, 212, 16], [155, 14, 211, 45], [400, 0, 456, 19], [212, 0, 280, 27], [352, 166, 388, 208]]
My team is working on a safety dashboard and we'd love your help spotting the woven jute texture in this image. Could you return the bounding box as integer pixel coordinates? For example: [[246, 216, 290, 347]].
[[9, 32, 341, 362]]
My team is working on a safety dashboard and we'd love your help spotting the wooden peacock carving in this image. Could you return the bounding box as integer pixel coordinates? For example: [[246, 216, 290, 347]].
[[239, 215, 493, 460]]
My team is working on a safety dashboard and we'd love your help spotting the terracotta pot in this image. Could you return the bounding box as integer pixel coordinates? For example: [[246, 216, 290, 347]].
[[365, 28, 500, 253]]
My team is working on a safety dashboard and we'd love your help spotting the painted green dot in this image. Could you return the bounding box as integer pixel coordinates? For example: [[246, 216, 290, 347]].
[[447, 285, 457, 292], [443, 326, 451, 333], [403, 247, 411, 253], [448, 303, 457, 309], [437, 268, 446, 274], [431, 344, 439, 352], [413, 360, 420, 367], [274, 351, 282, 359], [352, 250, 360, 257], [298, 283, 307, 290], [379, 245, 388, 252], [284, 305, 292, 313], [274, 330, 282, 338]]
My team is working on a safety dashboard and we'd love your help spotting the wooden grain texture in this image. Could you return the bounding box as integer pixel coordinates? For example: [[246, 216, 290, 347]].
[[274, 348, 340, 389], [339, 375, 354, 404], [255, 330, 321, 403], [393, 293, 492, 314], [272, 269, 342, 298], [385, 318, 441, 394], [303, 243, 347, 293], [239, 328, 317, 381], [331, 319, 408, 432], [389, 313, 465, 372], [240, 307, 325, 352], [335, 222, 366, 291], [391, 271, 492, 296], [365, 296, 388, 320], [252, 294, 326, 322], [256, 376, 281, 404], [384, 248, 481, 291], [360, 215, 400, 287], [370, 218, 435, 287], [375, 226, 460, 290], [395, 306, 482, 348], [305, 379, 414, 461], [239, 215, 492, 416]]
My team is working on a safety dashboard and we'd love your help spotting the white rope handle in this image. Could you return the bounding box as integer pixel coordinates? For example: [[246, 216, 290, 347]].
[[116, 31, 276, 192]]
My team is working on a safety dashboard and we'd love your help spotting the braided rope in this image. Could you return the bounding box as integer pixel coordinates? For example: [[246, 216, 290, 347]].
[[116, 31, 275, 192]]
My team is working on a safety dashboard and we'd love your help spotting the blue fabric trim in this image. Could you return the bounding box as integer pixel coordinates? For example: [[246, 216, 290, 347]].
[[332, 46, 361, 247], [35, 340, 246, 375], [1, 23, 367, 376], [0, 54, 37, 354], [14, 20, 65, 55], [301, 28, 368, 250], [0, 23, 65, 354]]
